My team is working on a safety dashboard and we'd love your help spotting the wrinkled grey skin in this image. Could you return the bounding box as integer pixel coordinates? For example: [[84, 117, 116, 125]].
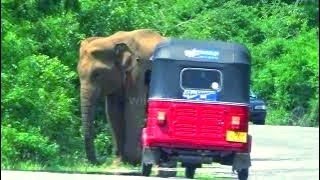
[[77, 29, 166, 164]]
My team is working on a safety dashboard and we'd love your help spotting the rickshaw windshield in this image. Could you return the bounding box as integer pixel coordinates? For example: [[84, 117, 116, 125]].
[[180, 68, 222, 91]]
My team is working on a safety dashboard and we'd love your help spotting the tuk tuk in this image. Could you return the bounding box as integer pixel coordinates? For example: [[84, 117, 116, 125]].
[[140, 39, 252, 180]]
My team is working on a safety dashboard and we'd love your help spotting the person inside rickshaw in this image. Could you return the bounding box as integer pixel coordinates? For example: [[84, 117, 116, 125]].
[[181, 68, 221, 91]]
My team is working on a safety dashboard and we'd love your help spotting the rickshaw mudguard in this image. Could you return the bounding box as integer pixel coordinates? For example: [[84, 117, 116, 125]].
[[232, 135, 252, 171], [232, 152, 251, 171], [142, 147, 160, 165]]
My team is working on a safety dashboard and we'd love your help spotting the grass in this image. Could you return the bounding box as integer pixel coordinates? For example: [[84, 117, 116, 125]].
[[2, 158, 136, 173]]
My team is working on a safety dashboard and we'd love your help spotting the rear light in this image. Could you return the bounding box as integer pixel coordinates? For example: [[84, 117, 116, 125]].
[[157, 111, 166, 125], [227, 106, 249, 131], [231, 116, 240, 125], [231, 116, 241, 130]]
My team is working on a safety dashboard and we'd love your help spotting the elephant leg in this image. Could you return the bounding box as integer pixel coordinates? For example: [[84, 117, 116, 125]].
[[122, 95, 145, 165], [106, 93, 125, 160]]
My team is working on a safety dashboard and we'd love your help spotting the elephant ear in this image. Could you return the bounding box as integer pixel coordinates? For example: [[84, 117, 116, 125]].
[[113, 42, 140, 72], [114, 43, 130, 56]]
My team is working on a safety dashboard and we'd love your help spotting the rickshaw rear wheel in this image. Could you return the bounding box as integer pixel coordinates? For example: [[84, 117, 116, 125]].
[[141, 163, 152, 176], [185, 166, 196, 179], [237, 168, 249, 180]]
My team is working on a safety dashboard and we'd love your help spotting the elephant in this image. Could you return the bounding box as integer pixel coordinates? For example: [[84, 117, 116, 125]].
[[77, 29, 166, 164]]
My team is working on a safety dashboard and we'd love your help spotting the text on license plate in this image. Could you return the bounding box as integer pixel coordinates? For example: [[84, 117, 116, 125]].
[[226, 130, 247, 143]]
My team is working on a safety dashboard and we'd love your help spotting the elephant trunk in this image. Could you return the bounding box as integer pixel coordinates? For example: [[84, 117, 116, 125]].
[[80, 85, 101, 164]]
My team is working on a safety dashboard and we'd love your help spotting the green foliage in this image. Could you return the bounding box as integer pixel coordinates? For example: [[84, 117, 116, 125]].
[[265, 107, 291, 126], [94, 131, 113, 159], [1, 0, 318, 169], [28, 13, 84, 65], [253, 29, 318, 126], [2, 55, 82, 167], [1, 125, 59, 168]]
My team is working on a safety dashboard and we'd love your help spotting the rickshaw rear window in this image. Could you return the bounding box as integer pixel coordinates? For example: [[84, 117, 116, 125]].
[[180, 68, 222, 91]]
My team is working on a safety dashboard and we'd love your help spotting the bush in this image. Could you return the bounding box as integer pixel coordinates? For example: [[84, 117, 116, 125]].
[[1, 125, 59, 168], [252, 29, 318, 111], [2, 55, 83, 165], [266, 108, 291, 126]]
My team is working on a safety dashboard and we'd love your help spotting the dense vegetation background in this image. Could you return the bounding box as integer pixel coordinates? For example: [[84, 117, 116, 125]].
[[1, 0, 319, 169]]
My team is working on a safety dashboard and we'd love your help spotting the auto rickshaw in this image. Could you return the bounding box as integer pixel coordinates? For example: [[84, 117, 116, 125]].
[[140, 39, 252, 180]]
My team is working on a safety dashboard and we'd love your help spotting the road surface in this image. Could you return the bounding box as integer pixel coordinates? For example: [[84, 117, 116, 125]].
[[2, 125, 319, 180]]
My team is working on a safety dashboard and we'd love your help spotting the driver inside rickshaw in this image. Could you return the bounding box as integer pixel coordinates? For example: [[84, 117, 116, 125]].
[[181, 69, 221, 91]]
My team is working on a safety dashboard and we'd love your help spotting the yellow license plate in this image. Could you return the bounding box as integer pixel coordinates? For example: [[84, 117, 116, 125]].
[[226, 131, 247, 143]]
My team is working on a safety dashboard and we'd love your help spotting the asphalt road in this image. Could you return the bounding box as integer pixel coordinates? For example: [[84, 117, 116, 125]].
[[2, 125, 319, 180]]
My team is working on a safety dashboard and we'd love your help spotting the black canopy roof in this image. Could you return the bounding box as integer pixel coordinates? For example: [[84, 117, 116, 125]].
[[151, 38, 251, 64]]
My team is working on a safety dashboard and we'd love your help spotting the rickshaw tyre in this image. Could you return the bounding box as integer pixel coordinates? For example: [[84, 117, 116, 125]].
[[141, 163, 152, 176], [158, 170, 177, 177], [185, 166, 196, 179], [237, 168, 249, 180], [158, 161, 177, 177]]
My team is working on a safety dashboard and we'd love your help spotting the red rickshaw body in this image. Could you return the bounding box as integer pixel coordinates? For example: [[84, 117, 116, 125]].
[[142, 99, 251, 153]]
